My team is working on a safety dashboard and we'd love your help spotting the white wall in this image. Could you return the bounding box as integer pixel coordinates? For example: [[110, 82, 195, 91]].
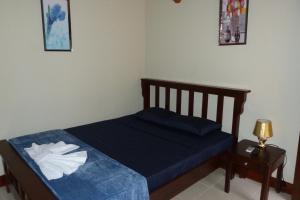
[[0, 0, 145, 139], [146, 0, 300, 182]]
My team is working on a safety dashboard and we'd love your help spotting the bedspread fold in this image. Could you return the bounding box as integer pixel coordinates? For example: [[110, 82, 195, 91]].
[[9, 129, 149, 200]]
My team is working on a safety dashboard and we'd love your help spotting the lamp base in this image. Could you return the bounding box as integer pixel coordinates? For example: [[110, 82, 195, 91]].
[[258, 138, 267, 148]]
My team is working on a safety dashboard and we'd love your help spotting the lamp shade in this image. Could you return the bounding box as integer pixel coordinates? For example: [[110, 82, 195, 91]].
[[253, 119, 273, 139]]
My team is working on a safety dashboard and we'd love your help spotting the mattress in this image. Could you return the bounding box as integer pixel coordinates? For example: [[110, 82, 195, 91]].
[[66, 114, 232, 192]]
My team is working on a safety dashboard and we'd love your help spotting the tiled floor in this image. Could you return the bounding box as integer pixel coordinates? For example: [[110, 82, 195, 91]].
[[172, 169, 290, 200], [0, 188, 14, 200], [0, 169, 290, 200]]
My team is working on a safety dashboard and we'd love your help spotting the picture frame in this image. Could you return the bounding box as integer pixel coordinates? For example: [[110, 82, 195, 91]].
[[218, 0, 249, 46], [41, 0, 72, 51]]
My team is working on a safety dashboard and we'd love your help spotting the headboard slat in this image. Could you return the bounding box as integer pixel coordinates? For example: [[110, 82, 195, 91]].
[[165, 87, 170, 111], [176, 89, 182, 114], [216, 95, 224, 124], [188, 90, 194, 116], [155, 85, 160, 107], [202, 93, 208, 119], [141, 78, 250, 146]]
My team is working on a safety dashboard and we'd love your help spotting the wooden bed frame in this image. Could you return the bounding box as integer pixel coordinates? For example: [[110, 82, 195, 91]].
[[0, 78, 250, 200], [292, 133, 300, 200]]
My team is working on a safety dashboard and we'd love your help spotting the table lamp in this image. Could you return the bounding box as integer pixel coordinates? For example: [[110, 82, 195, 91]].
[[173, 0, 182, 3], [253, 119, 273, 148]]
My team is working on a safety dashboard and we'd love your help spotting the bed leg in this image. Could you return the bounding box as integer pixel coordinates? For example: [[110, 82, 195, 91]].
[[17, 182, 26, 200], [2, 160, 10, 193]]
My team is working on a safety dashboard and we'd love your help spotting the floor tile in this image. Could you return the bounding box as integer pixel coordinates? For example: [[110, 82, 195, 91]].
[[201, 168, 225, 187], [198, 187, 244, 200], [174, 181, 209, 200], [0, 188, 15, 200]]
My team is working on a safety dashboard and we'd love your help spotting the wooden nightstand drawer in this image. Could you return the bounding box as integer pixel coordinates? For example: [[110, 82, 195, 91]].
[[233, 155, 258, 170], [233, 155, 261, 171]]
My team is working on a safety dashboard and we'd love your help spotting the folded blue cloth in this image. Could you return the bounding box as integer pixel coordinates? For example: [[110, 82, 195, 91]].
[[9, 130, 149, 200]]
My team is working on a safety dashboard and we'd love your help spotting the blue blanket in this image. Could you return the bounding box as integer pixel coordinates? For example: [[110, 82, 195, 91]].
[[9, 130, 149, 200], [67, 115, 233, 192]]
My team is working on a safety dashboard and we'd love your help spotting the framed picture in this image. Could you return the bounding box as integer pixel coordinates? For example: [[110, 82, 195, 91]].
[[218, 0, 249, 45], [41, 0, 72, 51]]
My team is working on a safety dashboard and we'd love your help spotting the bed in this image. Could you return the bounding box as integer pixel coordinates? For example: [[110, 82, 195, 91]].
[[0, 78, 250, 200]]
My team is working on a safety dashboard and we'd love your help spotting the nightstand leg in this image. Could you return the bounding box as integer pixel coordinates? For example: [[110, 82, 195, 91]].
[[225, 157, 232, 193], [260, 167, 271, 200], [276, 163, 283, 193]]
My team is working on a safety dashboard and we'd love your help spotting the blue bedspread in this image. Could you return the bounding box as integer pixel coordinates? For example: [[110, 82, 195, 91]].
[[66, 115, 233, 192], [9, 130, 149, 200]]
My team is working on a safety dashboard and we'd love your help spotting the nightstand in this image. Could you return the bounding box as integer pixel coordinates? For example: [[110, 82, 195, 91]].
[[224, 139, 286, 200]]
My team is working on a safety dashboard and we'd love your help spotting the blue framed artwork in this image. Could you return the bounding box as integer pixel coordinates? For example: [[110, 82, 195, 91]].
[[41, 0, 72, 51]]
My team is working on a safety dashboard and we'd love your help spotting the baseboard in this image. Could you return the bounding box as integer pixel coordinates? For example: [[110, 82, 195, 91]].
[[0, 175, 7, 187]]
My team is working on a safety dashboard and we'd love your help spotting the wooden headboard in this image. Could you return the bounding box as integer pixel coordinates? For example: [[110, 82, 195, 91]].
[[141, 78, 251, 146]]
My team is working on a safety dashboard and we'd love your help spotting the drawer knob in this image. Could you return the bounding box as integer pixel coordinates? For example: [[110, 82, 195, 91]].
[[244, 162, 248, 166]]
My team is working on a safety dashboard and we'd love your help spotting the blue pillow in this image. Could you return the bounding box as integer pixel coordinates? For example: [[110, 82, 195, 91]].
[[135, 107, 176, 125], [135, 108, 221, 136], [166, 114, 222, 136]]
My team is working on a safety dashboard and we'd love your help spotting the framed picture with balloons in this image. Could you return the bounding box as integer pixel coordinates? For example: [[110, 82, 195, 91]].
[[41, 0, 72, 51], [218, 0, 249, 45]]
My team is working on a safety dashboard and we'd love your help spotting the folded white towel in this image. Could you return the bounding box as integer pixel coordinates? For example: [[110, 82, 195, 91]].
[[25, 142, 80, 161], [25, 142, 87, 180]]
